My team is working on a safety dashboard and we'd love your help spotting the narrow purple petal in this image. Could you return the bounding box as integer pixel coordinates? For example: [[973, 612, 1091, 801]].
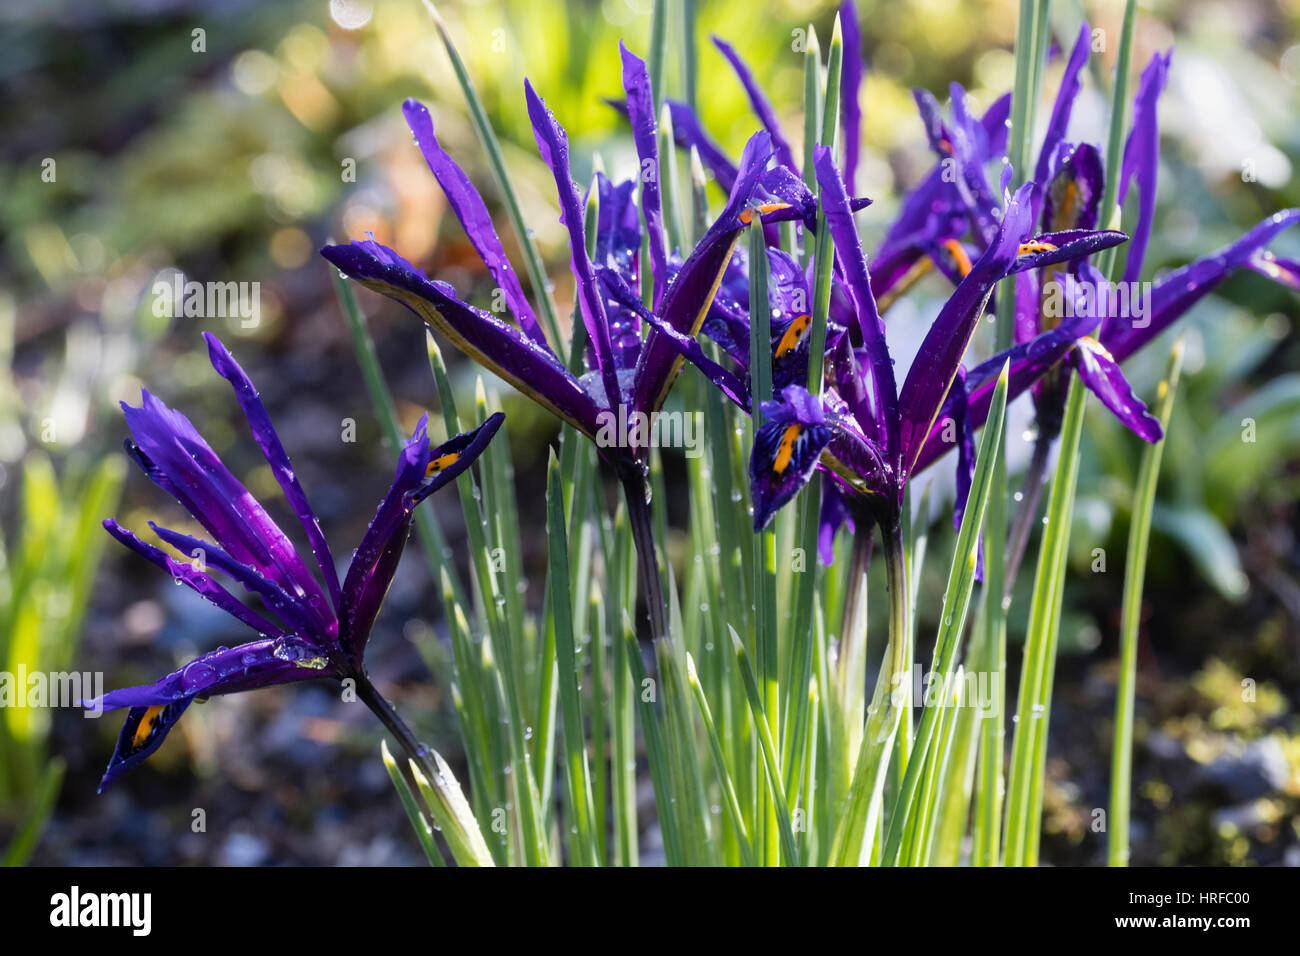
[[590, 173, 644, 367], [338, 416, 429, 661], [818, 480, 857, 565], [321, 238, 603, 437], [402, 99, 551, 348], [91, 635, 329, 790], [1118, 50, 1173, 283], [750, 386, 833, 530], [90, 635, 328, 712], [1033, 23, 1091, 204], [814, 146, 899, 460], [620, 44, 669, 301], [898, 183, 1034, 477], [712, 35, 800, 172], [630, 131, 775, 416], [946, 83, 1002, 242], [945, 366, 984, 581], [598, 266, 751, 411], [607, 96, 739, 191], [339, 413, 503, 662], [1014, 268, 1040, 345], [982, 92, 1013, 152], [872, 93, 1008, 297], [1247, 250, 1300, 291], [120, 389, 331, 632], [412, 411, 505, 502], [95, 701, 191, 791], [103, 519, 284, 638], [827, 337, 876, 445], [663, 99, 739, 191], [147, 522, 318, 638], [1007, 228, 1128, 274], [1041, 142, 1105, 231], [1103, 209, 1300, 361], [524, 79, 625, 409], [203, 333, 341, 610], [840, 0, 863, 194], [912, 307, 1098, 474], [1071, 337, 1162, 441]]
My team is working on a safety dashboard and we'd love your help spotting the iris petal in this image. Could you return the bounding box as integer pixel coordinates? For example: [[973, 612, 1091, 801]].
[[321, 238, 603, 438], [204, 333, 341, 609], [898, 182, 1033, 476], [525, 80, 625, 409], [120, 389, 331, 631], [1071, 337, 1163, 442], [815, 146, 899, 460], [402, 99, 550, 348], [750, 387, 833, 530], [102, 519, 284, 638], [1118, 50, 1174, 283], [91, 635, 331, 791], [630, 131, 774, 415], [339, 413, 503, 661], [712, 35, 800, 173], [1103, 209, 1300, 362], [620, 43, 669, 302]]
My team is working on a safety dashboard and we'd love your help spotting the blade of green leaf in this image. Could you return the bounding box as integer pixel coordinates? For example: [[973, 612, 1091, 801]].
[[1110, 339, 1183, 866]]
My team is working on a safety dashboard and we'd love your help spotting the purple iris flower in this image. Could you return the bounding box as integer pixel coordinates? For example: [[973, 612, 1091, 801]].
[[741, 150, 1042, 538], [633, 4, 1127, 550], [640, 140, 1115, 551], [908, 27, 1300, 473], [683, 10, 1296, 477], [321, 47, 804, 483], [88, 333, 502, 790]]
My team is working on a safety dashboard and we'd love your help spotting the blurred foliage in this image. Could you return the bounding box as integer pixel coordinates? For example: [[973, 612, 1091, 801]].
[[0, 454, 124, 865]]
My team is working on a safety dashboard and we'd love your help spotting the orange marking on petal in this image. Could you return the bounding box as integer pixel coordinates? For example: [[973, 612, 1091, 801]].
[[1051, 180, 1080, 231], [942, 239, 973, 278], [773, 424, 802, 475], [739, 202, 792, 225], [425, 452, 460, 477], [133, 705, 164, 749], [876, 257, 934, 312], [1018, 240, 1059, 256], [775, 314, 811, 359]]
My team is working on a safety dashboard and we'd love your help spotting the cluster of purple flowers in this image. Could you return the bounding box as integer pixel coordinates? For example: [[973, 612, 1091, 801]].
[[93, 1, 1298, 790]]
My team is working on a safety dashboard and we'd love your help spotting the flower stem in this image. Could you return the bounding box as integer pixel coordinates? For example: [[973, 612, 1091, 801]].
[[1003, 425, 1057, 597], [882, 517, 912, 771], [356, 673, 437, 787], [620, 471, 670, 645], [835, 521, 873, 709]]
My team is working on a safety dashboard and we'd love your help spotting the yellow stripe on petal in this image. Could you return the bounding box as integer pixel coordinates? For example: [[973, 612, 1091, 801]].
[[773, 424, 802, 474], [738, 202, 793, 224], [876, 257, 934, 313], [133, 705, 164, 749], [942, 238, 973, 278], [650, 231, 746, 413], [1017, 240, 1059, 256], [426, 452, 460, 477], [370, 282, 599, 440], [1050, 180, 1080, 231], [775, 314, 811, 359]]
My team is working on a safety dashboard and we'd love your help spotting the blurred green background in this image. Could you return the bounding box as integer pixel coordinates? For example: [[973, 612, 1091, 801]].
[[1, 0, 1298, 865]]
